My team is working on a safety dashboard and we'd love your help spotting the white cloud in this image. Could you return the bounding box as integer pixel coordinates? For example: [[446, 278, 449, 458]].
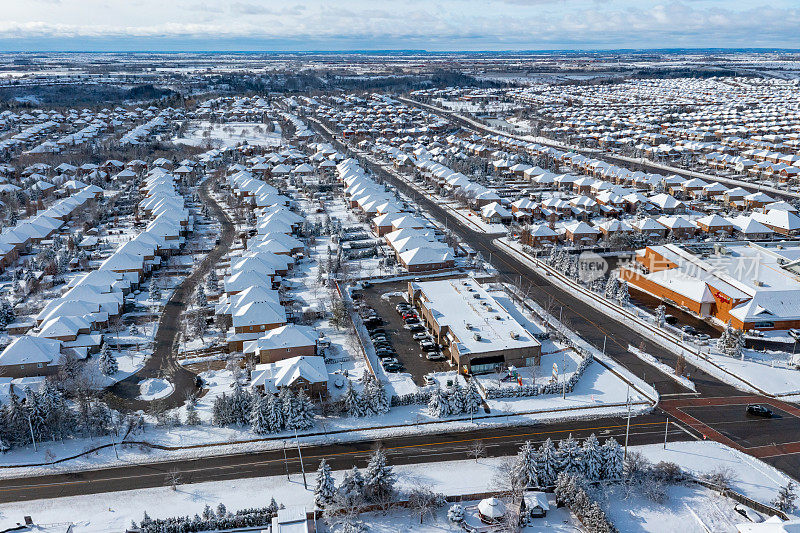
[[0, 0, 797, 49]]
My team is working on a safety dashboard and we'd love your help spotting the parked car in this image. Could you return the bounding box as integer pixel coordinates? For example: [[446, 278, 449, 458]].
[[383, 361, 403, 372], [424, 375, 436, 385], [371, 335, 388, 343], [404, 317, 420, 325], [364, 318, 382, 329], [682, 325, 697, 336], [409, 324, 425, 332], [369, 328, 386, 336], [396, 303, 411, 313], [426, 351, 445, 361], [746, 404, 773, 418], [402, 312, 418, 320], [412, 332, 430, 341], [665, 315, 678, 325]]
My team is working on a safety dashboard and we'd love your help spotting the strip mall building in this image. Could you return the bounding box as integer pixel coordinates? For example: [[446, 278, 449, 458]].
[[408, 277, 542, 374], [621, 242, 800, 331]]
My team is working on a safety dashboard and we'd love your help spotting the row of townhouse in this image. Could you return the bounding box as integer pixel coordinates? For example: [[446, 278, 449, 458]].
[[339, 159, 456, 272], [0, 162, 194, 378], [221, 151, 328, 400]]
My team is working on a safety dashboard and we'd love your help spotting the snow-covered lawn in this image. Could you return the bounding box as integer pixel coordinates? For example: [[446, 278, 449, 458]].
[[601, 483, 747, 533], [0, 441, 790, 533]]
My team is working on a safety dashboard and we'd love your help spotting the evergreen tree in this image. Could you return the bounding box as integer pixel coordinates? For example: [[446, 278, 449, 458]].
[[615, 280, 630, 306], [342, 381, 365, 417], [202, 504, 214, 520], [447, 380, 464, 415], [206, 269, 219, 293], [250, 392, 271, 434], [212, 392, 232, 426], [314, 459, 336, 508], [582, 434, 602, 481], [185, 402, 201, 426], [339, 466, 365, 505], [515, 440, 540, 488], [601, 438, 624, 480], [604, 277, 619, 299], [427, 387, 450, 418], [5, 391, 30, 446], [558, 434, 584, 476], [462, 380, 483, 414], [772, 481, 797, 513], [99, 344, 118, 376], [370, 377, 390, 415], [364, 448, 396, 502], [230, 381, 253, 426], [537, 438, 559, 486], [149, 278, 161, 301], [0, 300, 15, 330], [282, 388, 299, 430], [195, 287, 207, 308], [267, 393, 285, 432], [291, 389, 314, 430]]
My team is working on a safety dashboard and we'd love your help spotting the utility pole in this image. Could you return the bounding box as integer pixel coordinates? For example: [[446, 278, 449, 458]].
[[624, 385, 631, 461], [295, 428, 307, 489], [602, 335, 606, 355], [664, 417, 669, 449]]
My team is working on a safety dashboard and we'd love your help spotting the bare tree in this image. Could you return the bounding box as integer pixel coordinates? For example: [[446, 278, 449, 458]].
[[322, 492, 365, 532], [407, 486, 445, 525], [468, 439, 487, 463], [165, 468, 182, 491]]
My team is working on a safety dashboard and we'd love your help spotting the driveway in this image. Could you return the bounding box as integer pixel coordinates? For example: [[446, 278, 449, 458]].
[[106, 178, 235, 411]]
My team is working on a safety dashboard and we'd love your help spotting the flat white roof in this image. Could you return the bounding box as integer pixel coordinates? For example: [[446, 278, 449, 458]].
[[413, 277, 540, 355]]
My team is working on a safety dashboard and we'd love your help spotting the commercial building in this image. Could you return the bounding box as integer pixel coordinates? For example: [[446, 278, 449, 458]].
[[408, 277, 541, 374], [623, 241, 800, 331]]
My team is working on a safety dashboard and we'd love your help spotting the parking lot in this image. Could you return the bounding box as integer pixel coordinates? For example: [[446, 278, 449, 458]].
[[361, 279, 453, 385]]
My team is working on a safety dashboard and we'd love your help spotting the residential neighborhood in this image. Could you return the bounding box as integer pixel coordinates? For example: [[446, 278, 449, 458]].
[[1, 21, 800, 533]]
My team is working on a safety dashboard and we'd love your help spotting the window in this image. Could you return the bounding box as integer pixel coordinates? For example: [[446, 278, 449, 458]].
[[37, 363, 43, 368]]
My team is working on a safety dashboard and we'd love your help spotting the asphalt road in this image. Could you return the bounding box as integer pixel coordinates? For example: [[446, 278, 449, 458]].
[[106, 177, 236, 411], [0, 413, 691, 503]]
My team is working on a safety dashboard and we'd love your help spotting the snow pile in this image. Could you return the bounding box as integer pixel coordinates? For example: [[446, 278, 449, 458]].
[[137, 378, 175, 401]]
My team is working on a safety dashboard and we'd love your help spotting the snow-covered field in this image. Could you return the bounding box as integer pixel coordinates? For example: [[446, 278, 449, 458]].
[[0, 440, 791, 533], [173, 121, 283, 148]]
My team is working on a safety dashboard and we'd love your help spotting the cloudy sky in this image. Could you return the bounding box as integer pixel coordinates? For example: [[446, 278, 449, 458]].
[[2, 0, 799, 51]]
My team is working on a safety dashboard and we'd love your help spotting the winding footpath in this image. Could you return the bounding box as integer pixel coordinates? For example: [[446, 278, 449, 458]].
[[106, 177, 236, 411]]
